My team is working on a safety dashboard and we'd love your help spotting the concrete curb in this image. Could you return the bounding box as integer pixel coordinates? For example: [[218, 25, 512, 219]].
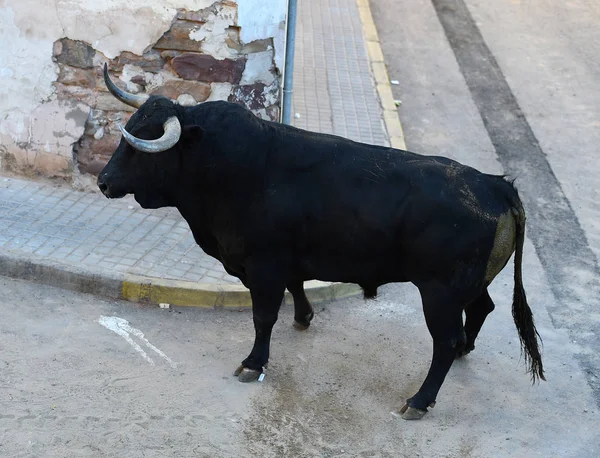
[[0, 250, 361, 309], [356, 0, 407, 150]]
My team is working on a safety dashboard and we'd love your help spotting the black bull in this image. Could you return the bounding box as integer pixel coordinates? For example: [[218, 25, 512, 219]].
[[98, 65, 544, 420]]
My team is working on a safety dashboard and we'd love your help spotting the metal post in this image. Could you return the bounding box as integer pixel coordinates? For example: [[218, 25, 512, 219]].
[[281, 0, 298, 125]]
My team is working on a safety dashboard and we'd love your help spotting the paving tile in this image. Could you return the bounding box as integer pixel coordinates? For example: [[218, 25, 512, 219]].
[[118, 258, 137, 267]]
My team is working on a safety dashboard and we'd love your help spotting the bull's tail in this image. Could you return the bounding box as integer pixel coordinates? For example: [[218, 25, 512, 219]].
[[511, 204, 546, 383]]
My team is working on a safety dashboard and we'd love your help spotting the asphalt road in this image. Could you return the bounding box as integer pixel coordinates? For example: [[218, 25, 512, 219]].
[[0, 262, 598, 457], [371, 0, 600, 409]]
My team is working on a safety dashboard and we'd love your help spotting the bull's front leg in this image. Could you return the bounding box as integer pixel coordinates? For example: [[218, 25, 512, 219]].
[[234, 260, 286, 383]]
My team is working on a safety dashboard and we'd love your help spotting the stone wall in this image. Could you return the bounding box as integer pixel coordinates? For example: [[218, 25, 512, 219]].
[[56, 4, 281, 176], [0, 0, 287, 179]]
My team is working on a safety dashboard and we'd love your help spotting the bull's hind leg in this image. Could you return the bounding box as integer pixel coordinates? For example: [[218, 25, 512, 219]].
[[400, 284, 467, 420], [456, 288, 495, 358], [287, 280, 314, 330]]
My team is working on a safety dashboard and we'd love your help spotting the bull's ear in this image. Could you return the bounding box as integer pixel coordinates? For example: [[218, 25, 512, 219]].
[[181, 125, 204, 140]]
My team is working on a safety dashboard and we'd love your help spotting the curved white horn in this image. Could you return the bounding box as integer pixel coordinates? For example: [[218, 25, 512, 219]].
[[104, 63, 149, 108], [119, 116, 182, 153]]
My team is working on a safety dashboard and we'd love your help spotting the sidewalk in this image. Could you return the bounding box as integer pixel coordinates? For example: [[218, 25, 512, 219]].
[[0, 0, 401, 308]]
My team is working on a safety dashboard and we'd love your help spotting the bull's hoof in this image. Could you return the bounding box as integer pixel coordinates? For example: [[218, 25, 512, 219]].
[[233, 365, 262, 383], [293, 319, 310, 331], [399, 403, 428, 420], [293, 312, 314, 331], [455, 342, 475, 359]]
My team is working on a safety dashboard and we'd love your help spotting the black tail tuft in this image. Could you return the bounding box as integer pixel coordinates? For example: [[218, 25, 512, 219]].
[[511, 205, 546, 383]]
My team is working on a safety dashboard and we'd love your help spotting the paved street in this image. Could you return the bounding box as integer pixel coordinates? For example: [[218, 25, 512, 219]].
[[372, 0, 600, 410], [0, 270, 598, 457]]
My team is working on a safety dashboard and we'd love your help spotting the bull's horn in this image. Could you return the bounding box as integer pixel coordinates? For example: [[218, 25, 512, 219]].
[[119, 116, 182, 153], [103, 63, 149, 108]]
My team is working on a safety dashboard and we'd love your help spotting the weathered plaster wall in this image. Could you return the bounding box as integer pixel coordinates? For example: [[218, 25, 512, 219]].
[[0, 0, 287, 178]]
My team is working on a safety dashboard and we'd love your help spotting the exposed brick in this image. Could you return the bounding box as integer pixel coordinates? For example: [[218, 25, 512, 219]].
[[171, 53, 246, 83], [151, 80, 211, 102], [54, 38, 95, 69], [57, 66, 96, 88], [154, 21, 205, 52], [83, 109, 108, 136], [111, 50, 166, 73], [160, 50, 182, 61], [130, 75, 146, 87], [50, 2, 282, 180], [241, 38, 272, 54], [225, 27, 242, 51], [266, 104, 280, 122], [228, 83, 267, 110], [175, 10, 207, 23], [53, 40, 63, 57], [229, 82, 279, 111], [80, 159, 107, 175], [186, 0, 238, 23], [75, 132, 121, 175], [106, 111, 131, 123], [95, 93, 136, 112], [54, 83, 96, 105]]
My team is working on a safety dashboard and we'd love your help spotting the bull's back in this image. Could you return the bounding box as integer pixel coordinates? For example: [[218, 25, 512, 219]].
[[274, 132, 517, 284], [216, 118, 518, 285]]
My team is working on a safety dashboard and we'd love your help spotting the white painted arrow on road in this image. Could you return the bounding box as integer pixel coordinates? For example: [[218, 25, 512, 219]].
[[98, 315, 177, 368]]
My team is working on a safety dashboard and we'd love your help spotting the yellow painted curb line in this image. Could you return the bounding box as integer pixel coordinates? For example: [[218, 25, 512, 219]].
[[121, 275, 361, 309], [0, 249, 361, 310], [356, 0, 407, 150]]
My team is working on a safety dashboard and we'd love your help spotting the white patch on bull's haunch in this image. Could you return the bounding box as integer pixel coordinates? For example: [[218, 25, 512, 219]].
[[98, 315, 177, 368]]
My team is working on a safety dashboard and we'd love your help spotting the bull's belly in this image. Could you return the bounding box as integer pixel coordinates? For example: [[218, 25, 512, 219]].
[[293, 252, 412, 285]]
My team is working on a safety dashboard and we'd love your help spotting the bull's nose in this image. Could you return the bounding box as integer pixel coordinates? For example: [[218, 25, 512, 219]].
[[97, 178, 108, 194]]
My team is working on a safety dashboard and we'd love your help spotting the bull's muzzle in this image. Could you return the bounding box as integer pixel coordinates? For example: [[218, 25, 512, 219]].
[[97, 177, 108, 195], [97, 173, 110, 197], [97, 173, 126, 199]]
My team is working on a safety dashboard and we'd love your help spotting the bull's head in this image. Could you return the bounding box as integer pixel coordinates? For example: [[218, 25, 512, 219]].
[[97, 64, 187, 209]]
